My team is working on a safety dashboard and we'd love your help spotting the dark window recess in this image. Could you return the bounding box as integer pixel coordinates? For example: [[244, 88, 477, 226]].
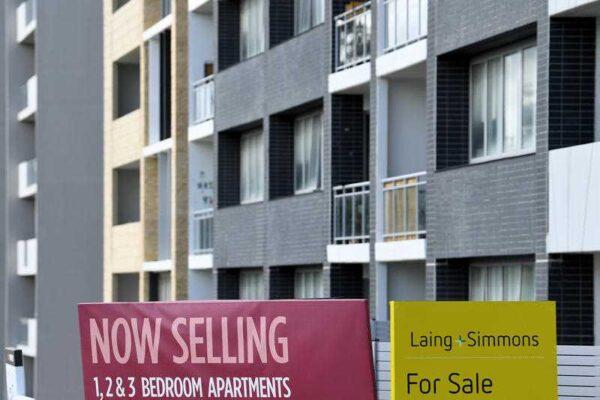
[[269, 0, 293, 47], [549, 254, 594, 346], [436, 57, 470, 170], [269, 115, 294, 199], [217, 269, 240, 299], [549, 18, 596, 150], [160, 30, 172, 141], [113, 273, 139, 302], [217, 132, 241, 208], [148, 273, 160, 301], [330, 264, 366, 299], [217, 0, 241, 71], [114, 164, 140, 225], [269, 267, 296, 299], [113, 0, 130, 12], [331, 95, 369, 186], [436, 260, 469, 301], [113, 49, 140, 119]]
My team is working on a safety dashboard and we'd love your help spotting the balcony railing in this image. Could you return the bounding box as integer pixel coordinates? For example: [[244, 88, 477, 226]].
[[383, 0, 427, 53], [18, 318, 37, 357], [383, 172, 426, 241], [192, 209, 213, 254], [333, 181, 370, 244], [192, 76, 214, 124], [161, 0, 171, 17], [16, 0, 36, 43], [17, 238, 37, 276], [18, 158, 37, 198], [335, 2, 372, 71]]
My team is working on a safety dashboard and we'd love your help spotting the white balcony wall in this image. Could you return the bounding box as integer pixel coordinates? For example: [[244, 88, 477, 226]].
[[188, 11, 215, 125], [17, 238, 37, 276], [18, 159, 37, 198], [158, 152, 171, 260], [188, 141, 214, 254], [189, 270, 213, 299], [387, 79, 426, 177], [18, 76, 37, 122], [18, 318, 37, 357], [16, 0, 36, 43], [548, 142, 600, 253]]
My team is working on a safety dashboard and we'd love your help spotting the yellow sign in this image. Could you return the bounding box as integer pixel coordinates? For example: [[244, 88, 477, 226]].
[[390, 302, 557, 399]]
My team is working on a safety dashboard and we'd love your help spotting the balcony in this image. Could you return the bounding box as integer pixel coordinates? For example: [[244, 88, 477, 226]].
[[383, 0, 427, 53], [189, 76, 215, 141], [17, 318, 37, 358], [335, 2, 372, 71], [18, 159, 37, 199], [17, 76, 37, 122], [548, 142, 600, 253], [17, 238, 37, 276], [376, 172, 426, 262], [16, 0, 36, 44]]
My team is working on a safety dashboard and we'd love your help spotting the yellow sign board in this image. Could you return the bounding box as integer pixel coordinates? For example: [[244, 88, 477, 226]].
[[390, 302, 557, 399]]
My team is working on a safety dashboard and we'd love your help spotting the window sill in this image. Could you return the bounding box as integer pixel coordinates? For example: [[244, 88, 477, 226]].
[[240, 198, 264, 206], [469, 149, 535, 165]]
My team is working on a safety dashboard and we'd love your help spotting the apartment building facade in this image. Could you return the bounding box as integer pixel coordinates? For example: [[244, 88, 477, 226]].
[[104, 0, 600, 397], [0, 0, 103, 398]]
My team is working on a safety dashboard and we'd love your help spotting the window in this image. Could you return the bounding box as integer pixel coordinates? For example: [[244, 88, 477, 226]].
[[469, 264, 534, 301], [150, 272, 171, 301], [294, 112, 322, 193], [114, 163, 140, 225], [295, 268, 324, 299], [240, 0, 265, 60], [240, 130, 264, 203], [470, 43, 537, 162], [295, 0, 324, 34], [240, 270, 264, 300]]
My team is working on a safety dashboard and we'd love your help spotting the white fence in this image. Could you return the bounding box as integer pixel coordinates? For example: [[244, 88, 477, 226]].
[[372, 343, 600, 399]]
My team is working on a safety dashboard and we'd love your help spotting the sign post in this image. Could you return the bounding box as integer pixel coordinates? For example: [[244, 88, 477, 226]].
[[78, 300, 376, 400], [390, 302, 557, 399]]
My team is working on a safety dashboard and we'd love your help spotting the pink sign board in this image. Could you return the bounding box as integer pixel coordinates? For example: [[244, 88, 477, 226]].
[[78, 300, 376, 399]]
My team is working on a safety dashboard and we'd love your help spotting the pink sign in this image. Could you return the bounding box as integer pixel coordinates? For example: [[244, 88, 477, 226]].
[[78, 300, 376, 399]]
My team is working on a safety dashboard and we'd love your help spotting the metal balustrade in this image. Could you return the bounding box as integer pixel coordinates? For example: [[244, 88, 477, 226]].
[[335, 2, 372, 71], [383, 0, 427, 53], [382, 172, 426, 241], [192, 209, 213, 254], [333, 181, 370, 244], [192, 76, 214, 124]]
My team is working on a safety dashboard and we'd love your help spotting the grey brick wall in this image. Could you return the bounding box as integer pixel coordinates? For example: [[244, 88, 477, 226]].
[[427, 0, 549, 266]]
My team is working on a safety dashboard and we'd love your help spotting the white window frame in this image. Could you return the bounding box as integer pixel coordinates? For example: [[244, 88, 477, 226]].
[[469, 263, 535, 302], [294, 0, 325, 35], [239, 269, 264, 300], [469, 40, 537, 164], [294, 111, 323, 195], [240, 0, 266, 60], [240, 129, 264, 204], [294, 267, 324, 299]]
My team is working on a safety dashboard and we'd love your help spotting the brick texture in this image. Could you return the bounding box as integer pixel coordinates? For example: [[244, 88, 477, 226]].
[[548, 18, 596, 150], [549, 254, 594, 346]]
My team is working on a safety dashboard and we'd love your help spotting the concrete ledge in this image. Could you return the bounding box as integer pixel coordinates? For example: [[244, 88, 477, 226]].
[[142, 259, 172, 272], [142, 138, 172, 157], [549, 0, 598, 15], [188, 119, 214, 142], [327, 243, 370, 263], [376, 39, 427, 78], [143, 15, 173, 41], [375, 239, 426, 262], [189, 254, 213, 270], [328, 62, 371, 94]]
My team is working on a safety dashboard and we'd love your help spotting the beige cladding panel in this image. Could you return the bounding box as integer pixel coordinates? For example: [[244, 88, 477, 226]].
[[111, 110, 143, 167], [110, 0, 143, 60], [111, 222, 143, 274]]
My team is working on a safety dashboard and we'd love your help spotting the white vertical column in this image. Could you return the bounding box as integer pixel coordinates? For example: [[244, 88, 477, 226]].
[[594, 254, 600, 344], [375, 78, 389, 321]]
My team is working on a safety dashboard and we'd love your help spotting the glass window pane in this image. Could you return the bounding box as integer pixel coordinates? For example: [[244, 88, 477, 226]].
[[396, 0, 407, 46], [470, 267, 486, 301], [385, 0, 396, 49], [486, 58, 502, 156], [503, 52, 521, 153], [408, 0, 420, 41], [295, 0, 310, 33], [471, 63, 485, 159], [312, 0, 324, 25], [522, 47, 537, 151]]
